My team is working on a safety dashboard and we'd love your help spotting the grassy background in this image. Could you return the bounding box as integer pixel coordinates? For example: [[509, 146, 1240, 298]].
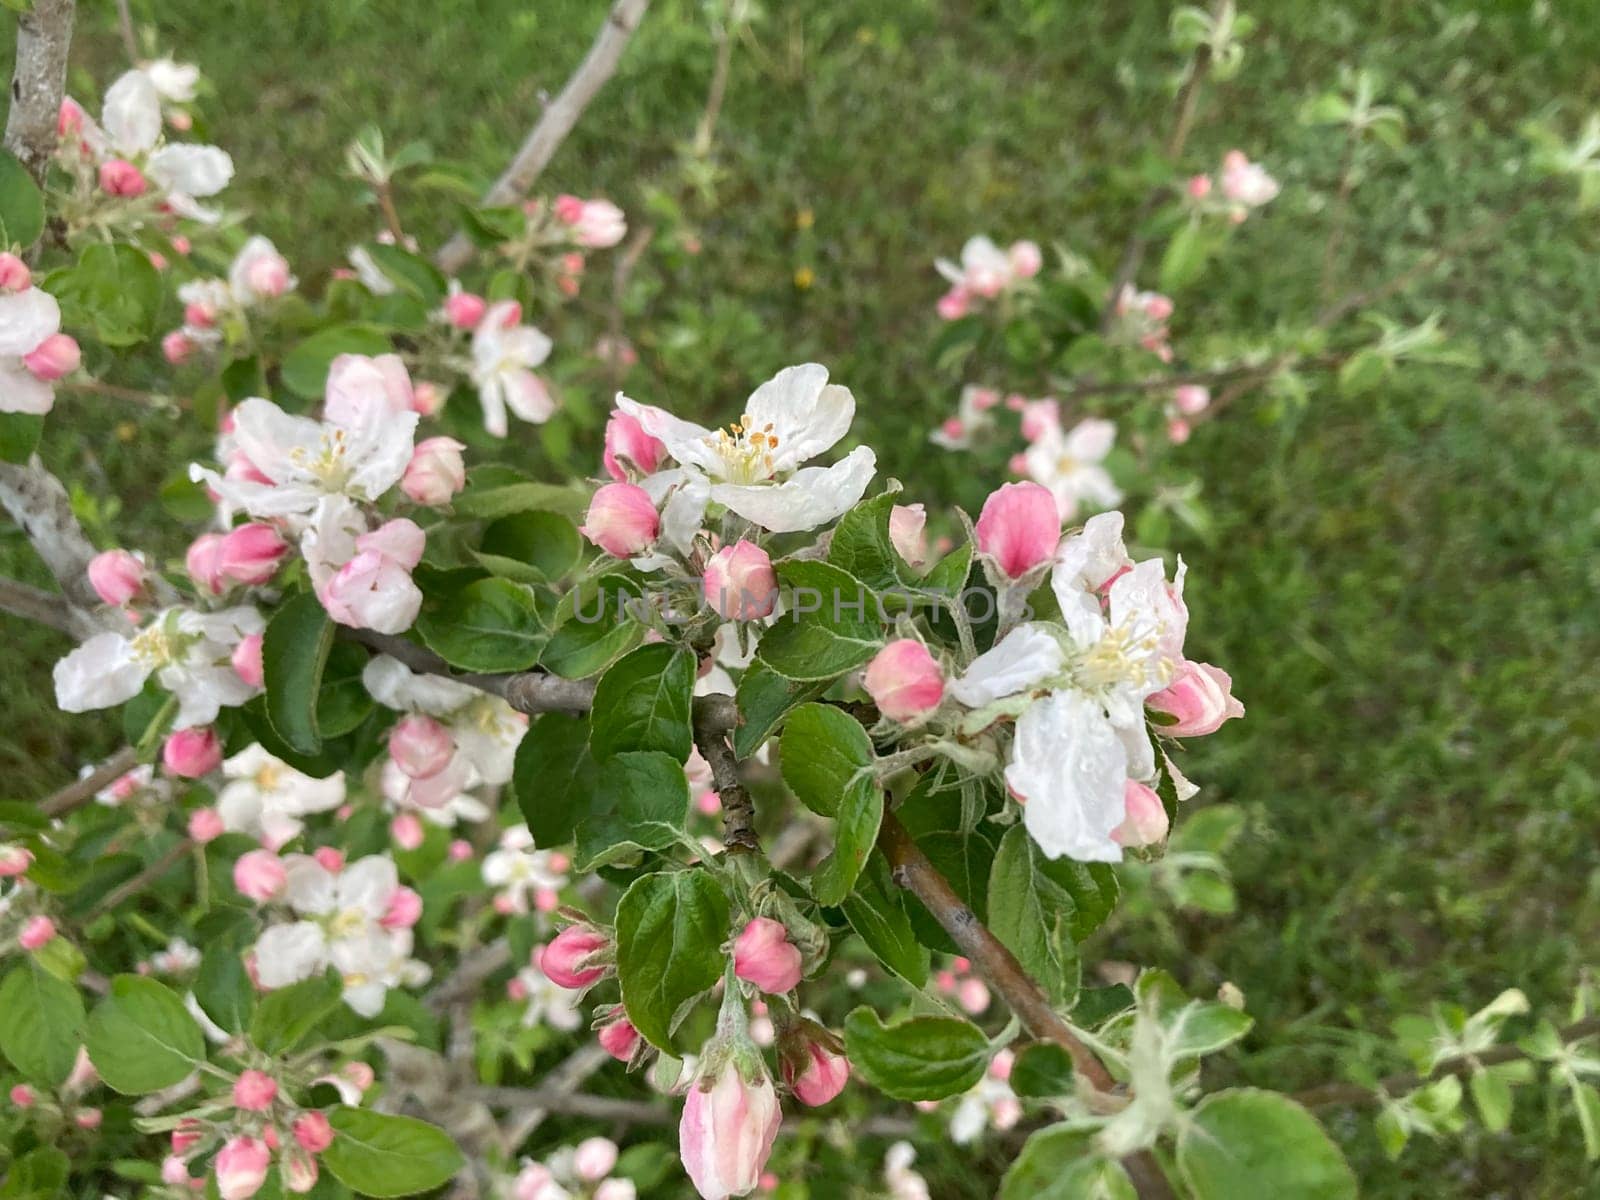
[[5, 0, 1600, 1194]]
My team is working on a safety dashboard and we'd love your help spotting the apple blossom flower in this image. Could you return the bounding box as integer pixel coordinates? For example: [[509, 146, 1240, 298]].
[[318, 518, 426, 635], [401, 437, 466, 506], [470, 300, 555, 436], [0, 284, 66, 415], [1021, 417, 1121, 521], [1113, 780, 1169, 847], [1146, 660, 1244, 736], [512, 952, 583, 1032], [483, 826, 570, 916], [1220, 149, 1280, 212], [935, 236, 1016, 299], [863, 640, 944, 722], [929, 384, 1001, 450], [215, 1135, 271, 1200], [618, 363, 875, 544], [703, 540, 777, 621], [229, 236, 294, 303], [975, 481, 1060, 577], [253, 853, 424, 1015], [324, 353, 414, 425], [949, 1050, 1022, 1144], [0, 844, 33, 878], [144, 57, 200, 103], [680, 1028, 782, 1200], [54, 605, 264, 729], [1173, 384, 1210, 415], [164, 727, 222, 778], [733, 917, 803, 994], [556, 195, 627, 247], [217, 745, 345, 849], [234, 849, 287, 902], [87, 549, 145, 607], [603, 409, 666, 481]]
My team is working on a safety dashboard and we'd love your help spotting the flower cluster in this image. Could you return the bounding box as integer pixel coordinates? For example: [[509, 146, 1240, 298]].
[[0, 254, 80, 414], [1185, 149, 1281, 223], [933, 235, 1043, 319]]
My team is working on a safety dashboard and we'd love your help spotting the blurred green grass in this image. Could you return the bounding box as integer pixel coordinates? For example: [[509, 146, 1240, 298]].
[[5, 0, 1600, 1193]]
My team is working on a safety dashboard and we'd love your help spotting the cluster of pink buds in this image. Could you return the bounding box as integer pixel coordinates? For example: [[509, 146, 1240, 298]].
[[1111, 284, 1176, 360]]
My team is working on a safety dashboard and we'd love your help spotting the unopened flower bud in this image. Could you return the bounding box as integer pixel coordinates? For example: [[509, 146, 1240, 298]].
[[19, 915, 56, 951], [1146, 660, 1243, 737], [215, 1135, 271, 1200], [732, 917, 803, 994], [401, 437, 466, 506], [580, 482, 658, 558], [862, 640, 944, 723], [232, 1070, 277, 1112], [443, 291, 486, 330], [1112, 780, 1169, 848], [703, 540, 777, 621], [0, 253, 31, 292], [292, 1110, 333, 1153], [164, 727, 223, 778], [88, 548, 144, 606], [975, 481, 1059, 577], [99, 159, 147, 197], [596, 1005, 642, 1062], [23, 333, 80, 381], [542, 925, 609, 989], [388, 714, 454, 780]]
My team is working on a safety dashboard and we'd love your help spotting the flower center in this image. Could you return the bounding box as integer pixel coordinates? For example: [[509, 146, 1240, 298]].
[[1074, 620, 1172, 695], [707, 415, 780, 485], [288, 428, 354, 491], [329, 907, 369, 939]]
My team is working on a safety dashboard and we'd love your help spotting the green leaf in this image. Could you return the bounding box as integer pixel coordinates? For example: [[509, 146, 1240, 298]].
[[539, 575, 646, 679], [731, 660, 828, 759], [0, 964, 85, 1087], [0, 149, 45, 247], [1009, 1043, 1076, 1099], [843, 1007, 991, 1100], [0, 413, 43, 464], [838, 854, 930, 987], [0, 1146, 69, 1200], [513, 713, 601, 845], [359, 243, 447, 305], [281, 325, 394, 399], [1166, 1001, 1253, 1060], [614, 870, 730, 1051], [1177, 1090, 1357, 1200], [756, 561, 883, 682], [589, 644, 694, 762], [1338, 348, 1388, 397], [452, 475, 588, 522], [779, 704, 882, 904], [476, 511, 582, 583], [986, 826, 1118, 1008], [1571, 1078, 1600, 1161], [573, 751, 691, 870], [416, 577, 546, 672], [194, 944, 255, 1035], [263, 592, 335, 756], [315, 640, 375, 738], [48, 243, 163, 346], [321, 1107, 465, 1197], [999, 1127, 1134, 1199], [250, 974, 344, 1055], [1470, 1066, 1513, 1133], [828, 488, 908, 591], [86, 975, 206, 1094], [1159, 219, 1218, 293]]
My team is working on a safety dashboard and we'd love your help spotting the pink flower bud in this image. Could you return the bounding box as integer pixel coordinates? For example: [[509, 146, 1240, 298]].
[[233, 849, 286, 903], [183, 301, 216, 329], [88, 549, 145, 606], [232, 633, 265, 689], [245, 253, 291, 299], [282, 1149, 318, 1194], [74, 1107, 101, 1129], [188, 807, 225, 843], [975, 481, 1059, 577], [1186, 174, 1213, 200], [1008, 240, 1043, 278], [936, 286, 970, 320], [164, 727, 223, 779], [0, 253, 30, 292], [0, 844, 33, 878], [292, 1110, 333, 1154], [541, 926, 609, 989], [171, 1119, 203, 1154], [863, 640, 944, 723], [781, 1029, 850, 1107], [233, 1070, 278, 1112], [602, 410, 666, 481], [1146, 660, 1243, 737], [553, 194, 585, 223], [163, 330, 197, 364], [215, 1135, 271, 1200], [1113, 780, 1169, 848], [401, 437, 466, 506], [443, 291, 487, 330], [410, 380, 445, 416], [680, 1061, 782, 1200], [505, 977, 528, 1001], [596, 1005, 641, 1061], [388, 714, 454, 780], [1173, 384, 1210, 415], [186, 533, 227, 595], [447, 839, 472, 861], [571, 199, 626, 248], [1144, 293, 1174, 321], [573, 1136, 619, 1184], [703, 540, 778, 621], [956, 977, 990, 1015], [390, 812, 425, 851], [57, 98, 85, 137], [9, 1084, 34, 1107], [888, 503, 927, 570], [733, 917, 803, 994], [1166, 417, 1191, 445], [380, 886, 422, 930], [312, 846, 344, 873], [23, 333, 80, 381], [217, 523, 289, 586], [161, 1156, 192, 1186], [99, 159, 147, 197], [19, 915, 55, 951], [580, 482, 659, 558]]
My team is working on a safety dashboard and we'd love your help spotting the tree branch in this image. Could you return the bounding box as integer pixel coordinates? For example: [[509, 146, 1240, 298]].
[[0, 456, 105, 614], [434, 0, 652, 276], [41, 745, 138, 817], [1295, 1015, 1600, 1111], [3, 0, 75, 188], [0, 573, 90, 636], [693, 706, 758, 853], [89, 838, 192, 917]]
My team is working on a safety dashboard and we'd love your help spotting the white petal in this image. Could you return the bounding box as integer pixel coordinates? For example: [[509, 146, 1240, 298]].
[[337, 856, 398, 918], [477, 377, 508, 438], [0, 357, 55, 414], [659, 471, 711, 553], [146, 144, 234, 197], [282, 856, 338, 915], [950, 625, 1064, 707], [710, 445, 875, 532], [361, 654, 477, 714], [1053, 512, 1129, 595], [145, 59, 199, 102], [254, 922, 328, 988], [53, 634, 147, 713], [743, 364, 851, 470], [499, 369, 556, 424], [0, 288, 61, 357], [1008, 691, 1126, 862], [616, 395, 722, 474], [1063, 417, 1116, 462], [499, 325, 553, 369], [102, 70, 161, 153]]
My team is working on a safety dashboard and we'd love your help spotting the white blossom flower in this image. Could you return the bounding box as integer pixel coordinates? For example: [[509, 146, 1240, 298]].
[[253, 854, 419, 1016], [216, 745, 345, 849], [482, 826, 568, 915], [98, 68, 233, 203], [512, 955, 582, 1031], [948, 1054, 1022, 1144], [470, 301, 555, 436], [884, 1142, 932, 1200], [935, 236, 1013, 298], [0, 286, 63, 415], [54, 606, 263, 729], [1022, 417, 1122, 521], [347, 245, 396, 295], [379, 759, 489, 829], [618, 363, 875, 545], [144, 58, 200, 103], [151, 938, 201, 975]]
